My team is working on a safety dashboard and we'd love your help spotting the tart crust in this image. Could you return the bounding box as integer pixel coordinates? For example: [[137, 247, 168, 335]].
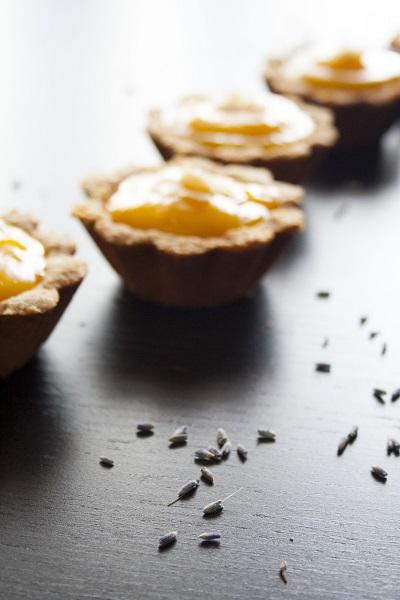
[[73, 157, 304, 308], [0, 211, 86, 378], [147, 96, 337, 184], [264, 54, 400, 150]]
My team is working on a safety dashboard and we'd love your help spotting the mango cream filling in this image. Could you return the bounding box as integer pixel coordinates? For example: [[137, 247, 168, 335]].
[[108, 164, 287, 237], [0, 219, 45, 301], [162, 93, 315, 150], [285, 46, 400, 90]]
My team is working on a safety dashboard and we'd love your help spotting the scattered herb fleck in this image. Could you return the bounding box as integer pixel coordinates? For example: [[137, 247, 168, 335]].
[[279, 560, 288, 585], [371, 466, 388, 482], [337, 427, 358, 456], [369, 331, 379, 339], [169, 425, 188, 446], [207, 447, 222, 461], [168, 479, 199, 506], [159, 531, 177, 549], [322, 337, 329, 348], [387, 439, 400, 457], [337, 437, 349, 456], [360, 316, 368, 326], [99, 456, 114, 468], [315, 362, 331, 373], [221, 440, 232, 458], [203, 499, 223, 515], [194, 448, 215, 462], [391, 388, 400, 403], [316, 291, 330, 299], [381, 343, 387, 356], [347, 427, 358, 444], [258, 429, 276, 442], [373, 388, 387, 404], [137, 423, 154, 433], [216, 428, 228, 448], [202, 489, 242, 516], [200, 466, 215, 484], [237, 444, 248, 461], [199, 532, 221, 542]]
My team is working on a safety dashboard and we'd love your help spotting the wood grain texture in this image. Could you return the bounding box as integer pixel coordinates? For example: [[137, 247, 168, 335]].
[[1, 1, 400, 599]]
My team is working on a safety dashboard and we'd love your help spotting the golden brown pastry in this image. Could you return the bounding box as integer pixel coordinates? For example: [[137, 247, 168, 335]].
[[0, 211, 86, 378], [147, 92, 337, 183], [265, 44, 400, 149], [73, 157, 304, 308]]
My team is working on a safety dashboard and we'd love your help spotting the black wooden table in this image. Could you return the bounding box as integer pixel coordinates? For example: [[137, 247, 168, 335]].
[[1, 2, 400, 599]]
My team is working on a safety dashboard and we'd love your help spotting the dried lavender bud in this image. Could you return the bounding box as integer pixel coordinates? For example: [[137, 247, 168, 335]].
[[315, 363, 331, 373], [99, 456, 114, 468], [391, 388, 400, 403], [258, 430, 276, 441], [207, 447, 222, 461], [387, 439, 400, 457], [174, 425, 188, 436], [202, 489, 242, 515], [137, 423, 154, 433], [200, 466, 215, 484], [337, 438, 348, 456], [168, 479, 200, 506], [216, 428, 228, 448], [237, 444, 248, 460], [158, 531, 177, 549], [203, 499, 223, 515], [279, 560, 288, 584], [347, 427, 358, 444], [194, 448, 215, 462], [371, 466, 388, 482], [169, 426, 188, 445], [199, 532, 221, 541], [373, 388, 387, 404], [221, 440, 232, 458]]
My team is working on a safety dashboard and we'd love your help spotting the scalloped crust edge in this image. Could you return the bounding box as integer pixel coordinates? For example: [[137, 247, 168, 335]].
[[264, 58, 400, 150], [146, 97, 338, 184], [0, 211, 87, 378], [74, 158, 304, 308]]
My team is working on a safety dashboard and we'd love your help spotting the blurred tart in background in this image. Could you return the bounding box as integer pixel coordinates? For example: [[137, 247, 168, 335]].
[[73, 157, 304, 308], [264, 45, 400, 149], [147, 93, 337, 184], [0, 211, 86, 378], [391, 33, 400, 53]]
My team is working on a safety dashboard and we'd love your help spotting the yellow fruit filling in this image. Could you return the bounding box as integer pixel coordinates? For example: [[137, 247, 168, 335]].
[[108, 164, 287, 237], [285, 46, 400, 90], [0, 219, 45, 301], [159, 93, 315, 151]]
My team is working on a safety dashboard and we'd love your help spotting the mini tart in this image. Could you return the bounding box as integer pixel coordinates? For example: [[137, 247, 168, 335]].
[[0, 211, 86, 378], [73, 157, 304, 308], [264, 45, 400, 149], [147, 93, 337, 184]]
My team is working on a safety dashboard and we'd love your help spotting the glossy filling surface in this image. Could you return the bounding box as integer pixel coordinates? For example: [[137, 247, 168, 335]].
[[0, 219, 45, 301], [157, 93, 315, 151], [108, 164, 289, 237], [284, 46, 400, 90]]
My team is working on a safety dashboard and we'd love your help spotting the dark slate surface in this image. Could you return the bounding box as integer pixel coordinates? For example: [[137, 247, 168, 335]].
[[1, 2, 400, 598]]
